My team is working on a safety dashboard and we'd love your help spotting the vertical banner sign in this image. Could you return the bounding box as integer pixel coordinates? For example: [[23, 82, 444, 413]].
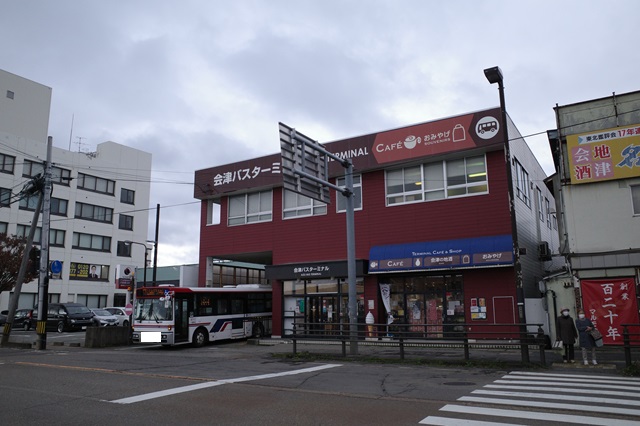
[[581, 278, 639, 346], [379, 284, 393, 324]]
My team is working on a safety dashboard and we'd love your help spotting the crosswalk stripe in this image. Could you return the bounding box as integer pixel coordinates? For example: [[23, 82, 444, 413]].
[[472, 389, 640, 406], [508, 371, 640, 382], [436, 404, 640, 426], [494, 379, 640, 391], [485, 383, 640, 398], [418, 415, 525, 425], [500, 374, 640, 387], [458, 395, 640, 417]]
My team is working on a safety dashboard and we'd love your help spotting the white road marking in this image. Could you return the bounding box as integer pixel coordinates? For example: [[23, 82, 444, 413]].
[[109, 363, 341, 404], [458, 396, 640, 417], [435, 404, 640, 426], [419, 415, 525, 425], [472, 389, 640, 406]]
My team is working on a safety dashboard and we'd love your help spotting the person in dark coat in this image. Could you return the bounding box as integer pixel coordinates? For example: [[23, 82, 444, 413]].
[[575, 308, 598, 365], [556, 307, 578, 363]]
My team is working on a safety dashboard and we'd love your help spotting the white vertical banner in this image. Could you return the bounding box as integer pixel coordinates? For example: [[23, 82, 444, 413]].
[[379, 283, 393, 324]]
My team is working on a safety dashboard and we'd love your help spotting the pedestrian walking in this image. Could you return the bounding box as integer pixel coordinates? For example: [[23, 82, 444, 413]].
[[556, 307, 578, 363], [575, 309, 598, 365]]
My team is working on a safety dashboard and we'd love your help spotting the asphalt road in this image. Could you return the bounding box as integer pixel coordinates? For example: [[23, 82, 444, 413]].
[[1, 337, 639, 425]]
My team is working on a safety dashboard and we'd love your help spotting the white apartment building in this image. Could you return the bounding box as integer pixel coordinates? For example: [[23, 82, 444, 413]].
[[0, 69, 151, 310]]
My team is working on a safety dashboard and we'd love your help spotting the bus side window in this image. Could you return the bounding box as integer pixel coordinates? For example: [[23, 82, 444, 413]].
[[231, 298, 243, 314]]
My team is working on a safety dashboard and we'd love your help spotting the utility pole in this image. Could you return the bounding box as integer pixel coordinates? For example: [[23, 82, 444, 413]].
[[36, 136, 53, 350], [152, 203, 159, 285]]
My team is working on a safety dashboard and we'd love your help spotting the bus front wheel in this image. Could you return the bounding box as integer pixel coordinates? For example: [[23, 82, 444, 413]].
[[192, 328, 208, 348]]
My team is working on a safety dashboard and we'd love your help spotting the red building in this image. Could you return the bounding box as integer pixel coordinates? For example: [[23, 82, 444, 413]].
[[194, 107, 560, 338]]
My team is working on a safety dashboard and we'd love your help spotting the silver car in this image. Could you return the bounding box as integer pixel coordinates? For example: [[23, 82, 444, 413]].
[[104, 306, 130, 327], [90, 308, 119, 327]]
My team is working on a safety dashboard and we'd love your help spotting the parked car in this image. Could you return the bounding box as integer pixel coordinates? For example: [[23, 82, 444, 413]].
[[90, 308, 119, 327], [104, 307, 130, 327], [34, 303, 95, 333], [14, 308, 36, 331], [0, 312, 6, 326]]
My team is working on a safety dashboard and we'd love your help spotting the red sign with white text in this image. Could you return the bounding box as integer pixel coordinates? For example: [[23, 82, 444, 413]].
[[581, 278, 639, 345]]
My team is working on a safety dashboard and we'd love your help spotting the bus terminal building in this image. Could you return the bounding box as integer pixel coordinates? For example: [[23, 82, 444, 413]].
[[194, 107, 561, 339]]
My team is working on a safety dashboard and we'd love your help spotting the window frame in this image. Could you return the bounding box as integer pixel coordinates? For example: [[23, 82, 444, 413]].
[[0, 187, 11, 206], [77, 172, 115, 195], [0, 153, 15, 174], [118, 214, 134, 230], [515, 160, 531, 208], [632, 184, 640, 216], [283, 190, 327, 219], [72, 232, 111, 252], [228, 190, 273, 226], [120, 188, 135, 204], [336, 175, 363, 212], [385, 154, 488, 207], [75, 202, 114, 224]]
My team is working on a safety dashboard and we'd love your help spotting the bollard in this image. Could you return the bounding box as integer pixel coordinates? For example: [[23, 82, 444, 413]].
[[292, 324, 297, 355]]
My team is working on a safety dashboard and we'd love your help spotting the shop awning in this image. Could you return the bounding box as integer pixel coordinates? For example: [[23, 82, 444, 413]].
[[368, 234, 514, 273]]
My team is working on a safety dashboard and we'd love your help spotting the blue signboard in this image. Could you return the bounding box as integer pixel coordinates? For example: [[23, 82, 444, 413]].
[[368, 234, 513, 273]]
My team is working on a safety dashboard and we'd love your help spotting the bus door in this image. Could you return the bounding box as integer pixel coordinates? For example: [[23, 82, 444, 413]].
[[174, 293, 193, 343]]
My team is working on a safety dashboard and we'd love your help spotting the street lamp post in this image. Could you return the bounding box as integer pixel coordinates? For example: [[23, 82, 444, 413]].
[[484, 66, 529, 363], [124, 241, 151, 287]]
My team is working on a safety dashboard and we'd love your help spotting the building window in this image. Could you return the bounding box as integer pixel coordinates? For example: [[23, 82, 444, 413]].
[[446, 155, 488, 198], [536, 188, 544, 221], [76, 294, 107, 309], [120, 188, 135, 204], [20, 196, 68, 216], [116, 241, 132, 257], [72, 232, 111, 252], [0, 222, 7, 234], [386, 166, 423, 205], [545, 198, 552, 228], [0, 153, 15, 174], [6, 90, 14, 99], [632, 185, 640, 215], [0, 187, 11, 207], [22, 160, 71, 185], [119, 214, 134, 230], [77, 172, 115, 195], [228, 190, 272, 226], [16, 225, 65, 247], [385, 155, 487, 206], [18, 194, 39, 210], [515, 160, 531, 207], [283, 190, 327, 219], [336, 175, 362, 212], [50, 198, 68, 216], [75, 202, 113, 223]]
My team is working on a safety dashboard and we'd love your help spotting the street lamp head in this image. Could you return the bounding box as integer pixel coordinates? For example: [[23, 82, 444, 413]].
[[484, 66, 503, 85], [124, 240, 132, 246]]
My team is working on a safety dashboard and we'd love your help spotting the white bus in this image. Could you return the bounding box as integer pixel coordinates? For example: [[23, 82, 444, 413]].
[[132, 285, 272, 347]]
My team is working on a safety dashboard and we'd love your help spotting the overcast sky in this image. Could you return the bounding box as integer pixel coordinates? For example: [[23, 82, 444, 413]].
[[2, 1, 637, 266]]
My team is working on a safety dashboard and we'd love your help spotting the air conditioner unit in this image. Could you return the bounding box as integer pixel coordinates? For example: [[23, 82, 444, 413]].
[[538, 241, 552, 261]]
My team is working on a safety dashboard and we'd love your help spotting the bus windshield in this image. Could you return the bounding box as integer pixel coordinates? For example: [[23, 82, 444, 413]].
[[135, 298, 173, 322]]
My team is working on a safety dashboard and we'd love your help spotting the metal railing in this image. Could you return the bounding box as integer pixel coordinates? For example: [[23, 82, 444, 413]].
[[288, 321, 547, 365], [622, 324, 640, 367]]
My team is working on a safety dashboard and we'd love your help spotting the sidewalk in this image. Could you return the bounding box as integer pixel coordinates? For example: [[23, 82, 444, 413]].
[[254, 338, 633, 372], [4, 333, 635, 372]]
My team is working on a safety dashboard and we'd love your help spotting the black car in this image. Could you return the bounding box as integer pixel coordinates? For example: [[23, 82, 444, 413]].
[[34, 303, 94, 333], [14, 309, 36, 331]]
